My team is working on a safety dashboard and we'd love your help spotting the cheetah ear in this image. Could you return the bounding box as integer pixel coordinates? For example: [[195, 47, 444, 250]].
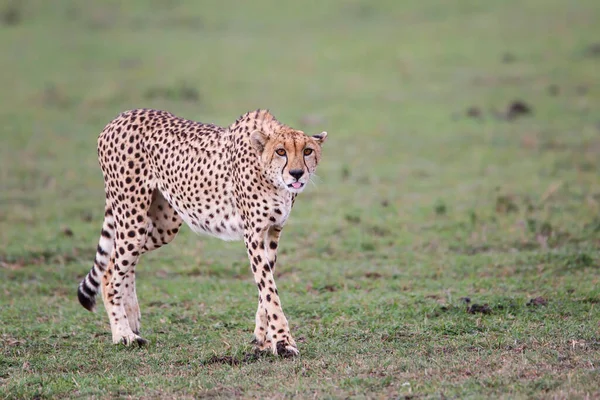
[[250, 130, 268, 153], [312, 131, 327, 145]]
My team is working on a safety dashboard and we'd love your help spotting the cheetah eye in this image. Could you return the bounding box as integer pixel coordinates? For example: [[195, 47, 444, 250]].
[[275, 149, 286, 157], [303, 148, 313, 156]]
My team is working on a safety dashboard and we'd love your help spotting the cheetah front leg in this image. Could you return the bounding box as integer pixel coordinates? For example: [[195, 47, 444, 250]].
[[252, 226, 279, 350], [245, 227, 298, 357]]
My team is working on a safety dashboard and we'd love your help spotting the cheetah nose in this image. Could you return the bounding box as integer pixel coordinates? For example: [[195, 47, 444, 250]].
[[289, 169, 304, 180]]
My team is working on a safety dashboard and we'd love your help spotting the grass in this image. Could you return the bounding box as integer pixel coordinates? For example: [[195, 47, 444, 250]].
[[1, 0, 599, 398]]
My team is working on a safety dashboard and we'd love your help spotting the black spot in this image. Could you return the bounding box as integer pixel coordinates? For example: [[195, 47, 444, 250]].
[[97, 245, 107, 256]]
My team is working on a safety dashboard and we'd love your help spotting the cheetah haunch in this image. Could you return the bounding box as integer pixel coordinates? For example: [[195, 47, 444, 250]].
[[77, 108, 327, 356]]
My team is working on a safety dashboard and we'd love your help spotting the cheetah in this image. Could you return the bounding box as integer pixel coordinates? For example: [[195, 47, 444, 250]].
[[77, 108, 327, 357]]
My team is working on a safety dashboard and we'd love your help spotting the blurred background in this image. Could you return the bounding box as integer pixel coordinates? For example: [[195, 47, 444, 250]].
[[1, 0, 598, 255], [1, 0, 599, 397]]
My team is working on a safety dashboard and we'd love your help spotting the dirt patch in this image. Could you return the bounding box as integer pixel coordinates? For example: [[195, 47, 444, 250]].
[[526, 297, 548, 307], [453, 244, 492, 255], [466, 106, 482, 119], [202, 352, 262, 367], [584, 43, 600, 58], [0, 247, 90, 269], [144, 82, 201, 103], [460, 297, 492, 314], [506, 100, 532, 120], [473, 100, 533, 121], [467, 303, 492, 314], [320, 284, 338, 293], [427, 299, 500, 317], [427, 305, 453, 318], [80, 212, 94, 223], [0, 3, 20, 26], [495, 195, 519, 214], [367, 225, 392, 237], [502, 52, 516, 63], [494, 300, 520, 313]]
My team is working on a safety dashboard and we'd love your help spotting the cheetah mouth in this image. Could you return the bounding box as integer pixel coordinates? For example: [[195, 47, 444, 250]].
[[288, 182, 304, 189]]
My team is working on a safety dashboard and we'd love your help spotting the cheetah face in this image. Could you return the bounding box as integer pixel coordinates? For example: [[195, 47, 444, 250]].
[[251, 129, 327, 193]]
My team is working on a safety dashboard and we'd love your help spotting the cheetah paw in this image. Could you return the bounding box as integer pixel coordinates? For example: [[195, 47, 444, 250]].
[[252, 337, 298, 357], [252, 337, 273, 352], [275, 340, 299, 357], [114, 333, 148, 347]]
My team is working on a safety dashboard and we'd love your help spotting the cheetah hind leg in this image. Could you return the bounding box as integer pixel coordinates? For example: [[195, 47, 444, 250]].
[[121, 190, 183, 336], [100, 179, 159, 347], [101, 250, 147, 346]]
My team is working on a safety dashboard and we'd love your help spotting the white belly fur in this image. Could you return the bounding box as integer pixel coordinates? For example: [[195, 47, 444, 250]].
[[159, 190, 244, 242]]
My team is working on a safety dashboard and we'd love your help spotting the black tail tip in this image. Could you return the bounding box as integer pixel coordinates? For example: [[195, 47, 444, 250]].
[[78, 287, 96, 312]]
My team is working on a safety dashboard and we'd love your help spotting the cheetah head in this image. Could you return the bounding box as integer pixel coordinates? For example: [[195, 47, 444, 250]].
[[251, 128, 327, 194]]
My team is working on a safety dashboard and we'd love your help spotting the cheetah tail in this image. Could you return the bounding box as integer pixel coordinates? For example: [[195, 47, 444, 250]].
[[77, 208, 115, 312]]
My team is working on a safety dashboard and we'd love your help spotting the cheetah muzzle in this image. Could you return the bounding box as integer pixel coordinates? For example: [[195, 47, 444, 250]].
[[77, 108, 327, 357]]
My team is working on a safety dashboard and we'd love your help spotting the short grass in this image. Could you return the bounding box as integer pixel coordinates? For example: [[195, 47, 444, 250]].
[[1, 0, 600, 398]]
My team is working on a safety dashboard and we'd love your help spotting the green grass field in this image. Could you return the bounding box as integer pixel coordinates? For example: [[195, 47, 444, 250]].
[[1, 0, 599, 398]]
